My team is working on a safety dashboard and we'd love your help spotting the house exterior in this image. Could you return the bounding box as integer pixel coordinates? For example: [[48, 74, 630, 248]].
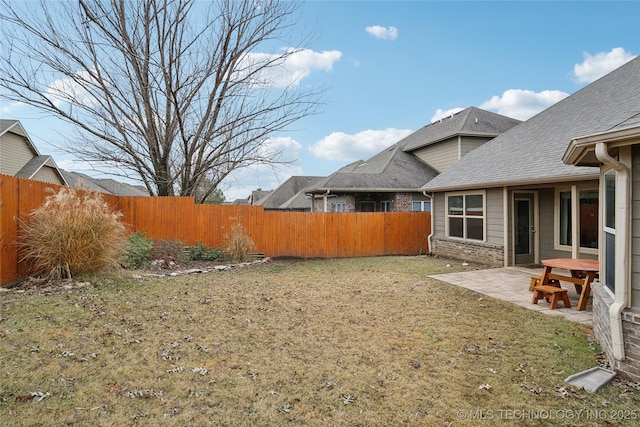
[[421, 57, 640, 268], [253, 176, 325, 211], [0, 119, 67, 185], [306, 107, 520, 212], [563, 122, 640, 382]]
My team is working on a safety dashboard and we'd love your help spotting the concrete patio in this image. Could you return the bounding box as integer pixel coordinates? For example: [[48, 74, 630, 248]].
[[430, 266, 593, 325]]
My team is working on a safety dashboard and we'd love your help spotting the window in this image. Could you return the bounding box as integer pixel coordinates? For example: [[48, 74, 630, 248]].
[[332, 202, 346, 212], [557, 188, 598, 250], [446, 192, 484, 240], [380, 201, 391, 212], [360, 201, 375, 212], [604, 171, 616, 292], [412, 200, 431, 212]]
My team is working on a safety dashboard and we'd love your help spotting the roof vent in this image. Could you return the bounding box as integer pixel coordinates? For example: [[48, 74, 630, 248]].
[[475, 117, 478, 124]]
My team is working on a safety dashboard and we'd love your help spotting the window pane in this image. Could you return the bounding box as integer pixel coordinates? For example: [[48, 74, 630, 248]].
[[605, 231, 615, 292], [579, 189, 598, 249], [412, 201, 422, 212], [449, 217, 463, 238], [467, 218, 484, 240], [559, 191, 571, 246], [448, 196, 463, 215], [423, 200, 431, 212], [465, 194, 483, 216], [605, 171, 616, 229]]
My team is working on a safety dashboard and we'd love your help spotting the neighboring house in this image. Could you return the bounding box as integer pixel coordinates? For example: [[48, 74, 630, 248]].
[[254, 176, 324, 211], [563, 122, 640, 382], [61, 170, 149, 197], [0, 119, 67, 185], [306, 107, 520, 212], [421, 57, 640, 268]]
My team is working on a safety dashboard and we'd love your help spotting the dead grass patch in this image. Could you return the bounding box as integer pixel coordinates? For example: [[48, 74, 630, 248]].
[[1, 256, 638, 426]]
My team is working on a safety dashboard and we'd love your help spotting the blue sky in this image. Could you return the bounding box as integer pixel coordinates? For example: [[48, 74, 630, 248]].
[[3, 1, 640, 201]]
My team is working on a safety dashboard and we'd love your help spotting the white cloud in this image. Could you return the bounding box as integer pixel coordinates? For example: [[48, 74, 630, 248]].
[[46, 68, 102, 108], [236, 48, 342, 88], [219, 136, 303, 201], [0, 99, 24, 114], [309, 128, 412, 162], [430, 107, 465, 123], [365, 25, 398, 40], [573, 47, 636, 84], [56, 159, 98, 171], [480, 89, 568, 121]]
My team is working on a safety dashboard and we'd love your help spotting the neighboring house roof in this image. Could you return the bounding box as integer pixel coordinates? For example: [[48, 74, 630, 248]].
[[0, 119, 37, 152], [256, 176, 324, 209], [61, 170, 149, 196], [307, 143, 438, 193], [1, 119, 68, 185], [250, 190, 271, 204], [401, 107, 522, 152], [422, 57, 640, 192]]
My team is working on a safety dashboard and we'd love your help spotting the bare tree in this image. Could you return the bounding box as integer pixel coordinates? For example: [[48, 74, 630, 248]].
[[0, 0, 321, 202]]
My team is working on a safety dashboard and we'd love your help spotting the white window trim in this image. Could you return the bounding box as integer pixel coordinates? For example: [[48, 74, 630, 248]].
[[444, 190, 486, 242], [601, 168, 616, 297], [380, 200, 391, 212], [553, 185, 599, 255], [332, 202, 346, 213], [412, 200, 431, 212]]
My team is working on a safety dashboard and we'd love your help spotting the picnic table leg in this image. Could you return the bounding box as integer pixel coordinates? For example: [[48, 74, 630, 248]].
[[570, 270, 584, 294], [576, 272, 596, 311], [541, 265, 552, 285]]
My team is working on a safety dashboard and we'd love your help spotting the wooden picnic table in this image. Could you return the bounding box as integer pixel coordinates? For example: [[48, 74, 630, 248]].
[[540, 258, 599, 311]]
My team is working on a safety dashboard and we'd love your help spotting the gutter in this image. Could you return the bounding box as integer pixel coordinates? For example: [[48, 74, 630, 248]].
[[594, 142, 631, 361], [422, 191, 434, 255]]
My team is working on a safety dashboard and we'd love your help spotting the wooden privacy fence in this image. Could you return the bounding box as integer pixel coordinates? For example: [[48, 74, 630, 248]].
[[0, 174, 431, 286]]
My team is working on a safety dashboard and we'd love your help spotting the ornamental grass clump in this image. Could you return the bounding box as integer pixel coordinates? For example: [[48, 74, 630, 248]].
[[225, 223, 256, 263], [18, 187, 127, 279]]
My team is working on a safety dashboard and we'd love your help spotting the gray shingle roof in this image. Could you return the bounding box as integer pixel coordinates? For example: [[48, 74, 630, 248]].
[[256, 176, 324, 209], [62, 170, 149, 196], [422, 57, 640, 192], [401, 107, 521, 152], [307, 143, 438, 192]]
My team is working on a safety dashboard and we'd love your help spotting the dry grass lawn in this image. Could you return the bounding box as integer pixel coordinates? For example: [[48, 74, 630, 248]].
[[1, 256, 638, 426]]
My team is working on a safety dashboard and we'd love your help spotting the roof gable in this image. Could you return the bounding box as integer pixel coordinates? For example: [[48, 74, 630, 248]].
[[256, 176, 324, 208], [422, 57, 640, 192], [401, 107, 521, 152], [309, 144, 438, 192], [0, 119, 40, 156]]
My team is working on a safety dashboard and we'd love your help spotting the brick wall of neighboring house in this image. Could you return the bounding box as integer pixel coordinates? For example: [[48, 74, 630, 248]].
[[591, 284, 640, 382], [430, 236, 503, 266], [312, 195, 356, 212], [393, 193, 412, 212]]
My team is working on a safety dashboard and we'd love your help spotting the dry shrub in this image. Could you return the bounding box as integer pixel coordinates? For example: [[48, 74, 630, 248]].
[[18, 187, 126, 279], [225, 222, 256, 262]]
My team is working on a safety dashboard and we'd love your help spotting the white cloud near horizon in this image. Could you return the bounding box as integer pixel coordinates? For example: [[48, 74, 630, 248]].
[[365, 25, 398, 40], [219, 136, 303, 201], [479, 89, 569, 121], [430, 108, 465, 123], [573, 47, 636, 84], [309, 128, 412, 162]]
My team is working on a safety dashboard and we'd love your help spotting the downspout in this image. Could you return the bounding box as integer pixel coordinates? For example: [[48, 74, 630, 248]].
[[595, 142, 631, 361], [422, 191, 434, 254]]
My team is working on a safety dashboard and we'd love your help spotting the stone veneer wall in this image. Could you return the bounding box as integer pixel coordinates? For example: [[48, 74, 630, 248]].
[[393, 193, 412, 212], [591, 283, 640, 382], [430, 236, 503, 267]]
